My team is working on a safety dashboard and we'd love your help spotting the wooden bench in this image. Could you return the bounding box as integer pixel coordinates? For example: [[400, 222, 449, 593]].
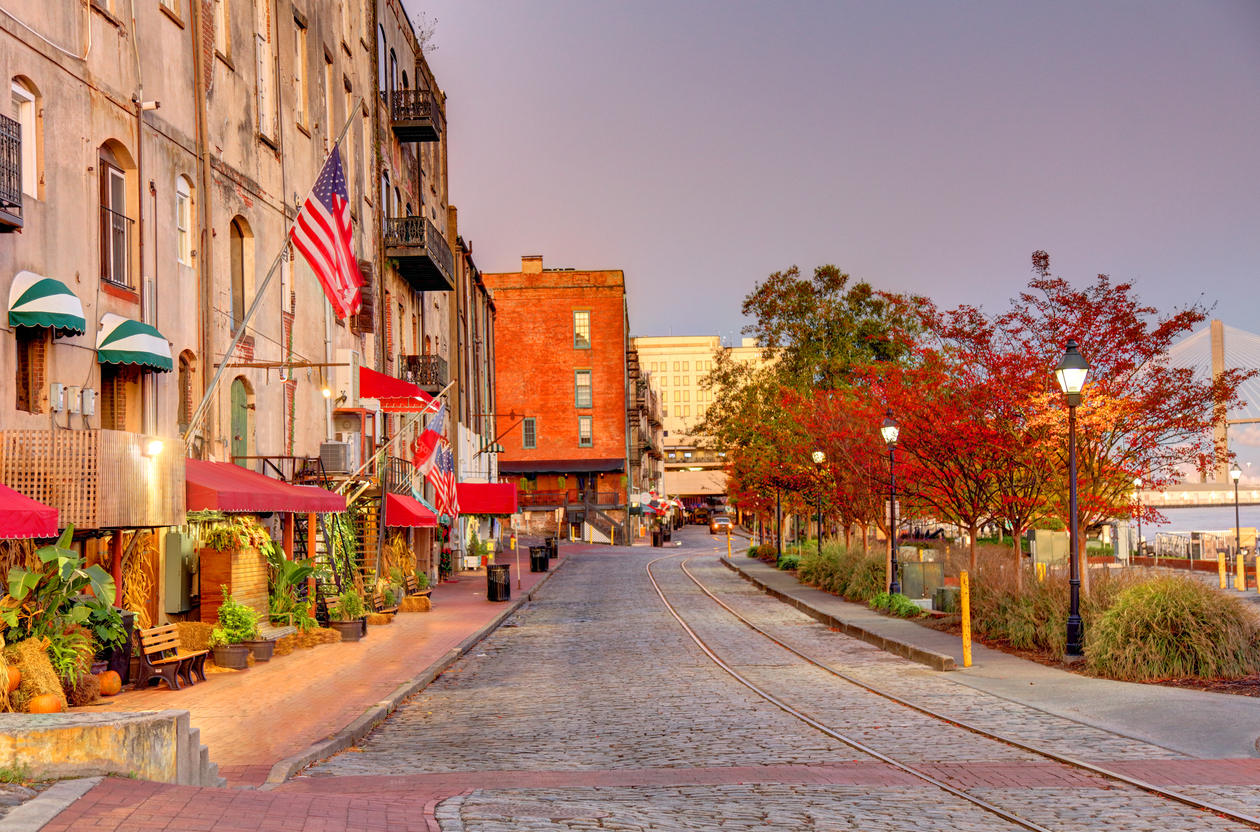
[[134, 625, 209, 691], [404, 575, 432, 597], [371, 591, 399, 616]]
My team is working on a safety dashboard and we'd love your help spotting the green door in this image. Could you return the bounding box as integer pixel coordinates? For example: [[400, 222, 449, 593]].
[[231, 379, 248, 466]]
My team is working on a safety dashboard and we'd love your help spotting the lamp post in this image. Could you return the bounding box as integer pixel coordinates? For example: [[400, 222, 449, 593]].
[[1231, 463, 1243, 557], [1055, 339, 1090, 657], [812, 450, 826, 557], [1133, 477, 1143, 559], [880, 411, 901, 594]]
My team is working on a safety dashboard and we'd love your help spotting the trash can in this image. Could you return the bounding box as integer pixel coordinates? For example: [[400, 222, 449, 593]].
[[652, 528, 662, 548], [487, 564, 511, 602], [529, 545, 550, 573], [663, 527, 672, 543], [545, 536, 558, 559]]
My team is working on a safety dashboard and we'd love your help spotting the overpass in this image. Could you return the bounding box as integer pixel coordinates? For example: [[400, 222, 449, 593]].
[[1138, 482, 1260, 508]]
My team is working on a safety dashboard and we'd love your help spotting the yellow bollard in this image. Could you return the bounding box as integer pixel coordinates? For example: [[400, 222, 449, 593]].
[[960, 570, 972, 668], [1238, 554, 1246, 591], [1219, 553, 1227, 589], [1036, 562, 1047, 583], [727, 531, 732, 559]]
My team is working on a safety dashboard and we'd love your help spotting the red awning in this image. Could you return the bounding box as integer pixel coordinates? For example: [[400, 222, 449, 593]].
[[456, 483, 518, 515], [359, 366, 435, 413], [383, 493, 438, 527], [186, 459, 346, 514], [0, 483, 58, 539]]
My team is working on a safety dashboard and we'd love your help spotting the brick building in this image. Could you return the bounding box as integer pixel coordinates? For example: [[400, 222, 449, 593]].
[[483, 256, 631, 540]]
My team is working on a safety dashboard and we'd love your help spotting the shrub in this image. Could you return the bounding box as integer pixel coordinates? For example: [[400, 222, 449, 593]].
[[208, 589, 261, 647], [1086, 576, 1260, 681], [334, 589, 367, 622], [778, 553, 800, 571], [870, 592, 924, 618], [798, 543, 888, 604]]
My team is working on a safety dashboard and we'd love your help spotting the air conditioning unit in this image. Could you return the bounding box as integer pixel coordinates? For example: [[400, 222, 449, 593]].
[[320, 440, 353, 473], [335, 348, 360, 408]]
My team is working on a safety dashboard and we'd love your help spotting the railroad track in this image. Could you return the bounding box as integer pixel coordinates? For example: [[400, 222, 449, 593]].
[[646, 551, 1260, 832]]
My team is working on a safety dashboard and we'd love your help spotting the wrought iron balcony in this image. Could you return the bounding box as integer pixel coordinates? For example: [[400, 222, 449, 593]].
[[390, 89, 444, 143], [401, 354, 449, 393], [100, 205, 135, 289], [383, 216, 454, 292], [0, 113, 22, 232]]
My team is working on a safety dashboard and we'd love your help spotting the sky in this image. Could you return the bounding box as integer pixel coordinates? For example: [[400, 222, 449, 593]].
[[408, 0, 1260, 476]]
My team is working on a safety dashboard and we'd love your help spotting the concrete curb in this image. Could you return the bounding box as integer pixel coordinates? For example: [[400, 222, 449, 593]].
[[261, 553, 572, 788], [0, 776, 103, 832], [720, 558, 956, 672]]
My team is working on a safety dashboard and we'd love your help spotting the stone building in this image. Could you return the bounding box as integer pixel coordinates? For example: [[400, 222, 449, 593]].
[[483, 255, 630, 542], [0, 0, 491, 622]]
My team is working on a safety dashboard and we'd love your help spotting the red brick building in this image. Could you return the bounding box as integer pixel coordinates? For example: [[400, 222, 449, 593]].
[[483, 256, 631, 537]]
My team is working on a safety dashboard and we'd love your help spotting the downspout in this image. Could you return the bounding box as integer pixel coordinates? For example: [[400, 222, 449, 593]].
[[190, 0, 214, 458]]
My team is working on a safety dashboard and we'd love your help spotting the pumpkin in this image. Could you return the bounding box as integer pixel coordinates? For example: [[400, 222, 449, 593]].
[[4, 666, 19, 693], [28, 694, 63, 714], [98, 670, 122, 696]]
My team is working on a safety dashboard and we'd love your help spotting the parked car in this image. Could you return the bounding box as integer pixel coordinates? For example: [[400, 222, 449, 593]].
[[709, 515, 733, 535]]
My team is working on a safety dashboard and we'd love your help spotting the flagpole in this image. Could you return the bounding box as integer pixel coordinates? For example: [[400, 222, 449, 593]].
[[183, 97, 365, 454]]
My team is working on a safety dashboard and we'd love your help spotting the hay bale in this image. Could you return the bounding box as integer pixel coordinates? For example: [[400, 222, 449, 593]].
[[9, 639, 67, 712], [366, 613, 393, 626], [65, 672, 101, 707], [399, 595, 431, 613], [176, 622, 216, 652], [273, 634, 298, 656]]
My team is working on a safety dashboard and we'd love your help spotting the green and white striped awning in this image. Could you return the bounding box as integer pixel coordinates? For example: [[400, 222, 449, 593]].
[[96, 313, 173, 373], [7, 270, 87, 336]]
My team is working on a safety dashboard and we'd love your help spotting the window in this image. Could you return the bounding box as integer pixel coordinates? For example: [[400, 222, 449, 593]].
[[573, 310, 590, 349], [377, 25, 386, 100], [99, 148, 130, 288], [578, 416, 593, 447], [673, 391, 680, 402], [343, 84, 355, 201], [176, 176, 192, 265], [100, 365, 140, 432], [15, 326, 45, 413], [340, 0, 352, 47], [229, 218, 246, 331], [673, 362, 680, 372], [668, 452, 676, 459], [674, 406, 682, 417], [682, 361, 689, 371], [683, 391, 690, 402], [214, 0, 230, 58], [160, 0, 180, 18], [684, 406, 691, 417], [11, 80, 37, 198], [673, 376, 679, 386], [650, 362, 657, 372], [177, 352, 195, 432], [683, 376, 689, 386], [661, 375, 668, 386], [293, 21, 308, 128], [522, 417, 536, 449], [323, 56, 334, 150], [684, 451, 692, 459], [706, 361, 712, 371], [575, 370, 592, 407]]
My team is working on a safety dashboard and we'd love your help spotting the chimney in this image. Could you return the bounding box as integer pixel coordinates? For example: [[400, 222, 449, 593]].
[[522, 255, 543, 274], [448, 205, 458, 244]]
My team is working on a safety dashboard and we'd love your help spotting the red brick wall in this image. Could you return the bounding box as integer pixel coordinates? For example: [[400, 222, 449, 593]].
[[483, 266, 629, 499]]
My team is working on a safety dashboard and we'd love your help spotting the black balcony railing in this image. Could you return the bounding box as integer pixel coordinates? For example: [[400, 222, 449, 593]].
[[383, 216, 454, 291], [0, 113, 22, 231], [389, 89, 444, 142], [385, 456, 417, 496], [100, 205, 135, 289], [401, 354, 448, 391]]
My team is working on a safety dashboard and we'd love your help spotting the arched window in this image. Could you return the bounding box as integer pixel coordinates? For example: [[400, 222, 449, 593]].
[[229, 217, 253, 332], [98, 140, 136, 289], [381, 170, 390, 216], [377, 25, 386, 99], [393, 187, 401, 217], [176, 176, 193, 266], [401, 70, 409, 91], [405, 201, 412, 217], [10, 78, 39, 199], [389, 48, 397, 98]]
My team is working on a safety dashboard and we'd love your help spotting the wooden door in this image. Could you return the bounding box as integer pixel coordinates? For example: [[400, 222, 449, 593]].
[[231, 379, 248, 466]]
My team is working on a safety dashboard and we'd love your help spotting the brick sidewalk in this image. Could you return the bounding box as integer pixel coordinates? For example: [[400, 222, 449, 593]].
[[90, 550, 574, 788], [40, 759, 1260, 832]]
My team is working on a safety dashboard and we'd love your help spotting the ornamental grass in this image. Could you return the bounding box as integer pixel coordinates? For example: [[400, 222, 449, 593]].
[[797, 543, 889, 604], [1085, 576, 1260, 682]]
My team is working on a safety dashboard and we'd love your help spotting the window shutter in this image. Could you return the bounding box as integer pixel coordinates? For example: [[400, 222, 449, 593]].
[[355, 260, 375, 333]]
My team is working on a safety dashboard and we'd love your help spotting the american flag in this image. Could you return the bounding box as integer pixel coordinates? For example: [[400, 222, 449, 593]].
[[292, 147, 362, 318], [432, 439, 460, 520], [411, 403, 446, 476]]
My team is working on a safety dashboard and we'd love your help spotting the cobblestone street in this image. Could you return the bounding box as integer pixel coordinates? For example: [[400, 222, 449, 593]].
[[40, 531, 1260, 831]]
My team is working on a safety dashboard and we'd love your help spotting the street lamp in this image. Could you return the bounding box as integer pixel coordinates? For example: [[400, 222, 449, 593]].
[[880, 410, 901, 594], [1055, 339, 1090, 657], [1231, 463, 1243, 557], [1133, 477, 1143, 559], [812, 450, 826, 557]]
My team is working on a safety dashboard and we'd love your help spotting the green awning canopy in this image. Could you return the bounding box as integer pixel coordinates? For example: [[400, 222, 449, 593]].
[[7, 271, 87, 337], [96, 313, 173, 373]]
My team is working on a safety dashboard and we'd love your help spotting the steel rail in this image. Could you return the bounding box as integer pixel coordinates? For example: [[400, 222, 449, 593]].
[[675, 553, 1260, 830], [645, 554, 1057, 832]]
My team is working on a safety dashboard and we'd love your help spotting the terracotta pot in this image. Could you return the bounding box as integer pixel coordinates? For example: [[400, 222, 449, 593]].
[[242, 640, 275, 662], [211, 644, 250, 670], [329, 619, 363, 642]]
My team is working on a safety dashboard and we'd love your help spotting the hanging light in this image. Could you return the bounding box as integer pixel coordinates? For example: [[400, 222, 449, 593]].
[[880, 410, 899, 448]]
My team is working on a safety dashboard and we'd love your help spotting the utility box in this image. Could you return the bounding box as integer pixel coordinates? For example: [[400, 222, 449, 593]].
[[1032, 529, 1070, 565], [899, 561, 944, 600], [164, 531, 196, 614]]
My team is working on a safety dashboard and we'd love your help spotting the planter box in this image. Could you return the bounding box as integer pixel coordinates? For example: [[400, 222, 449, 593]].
[[211, 644, 249, 670], [242, 639, 274, 662], [329, 619, 363, 642], [199, 546, 269, 625]]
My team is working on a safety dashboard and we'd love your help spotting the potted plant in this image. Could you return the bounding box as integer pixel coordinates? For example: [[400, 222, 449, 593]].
[[329, 588, 367, 642], [207, 589, 259, 669]]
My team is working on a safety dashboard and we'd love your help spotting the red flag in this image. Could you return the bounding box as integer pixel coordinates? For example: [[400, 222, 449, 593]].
[[292, 146, 362, 318], [410, 403, 446, 475]]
